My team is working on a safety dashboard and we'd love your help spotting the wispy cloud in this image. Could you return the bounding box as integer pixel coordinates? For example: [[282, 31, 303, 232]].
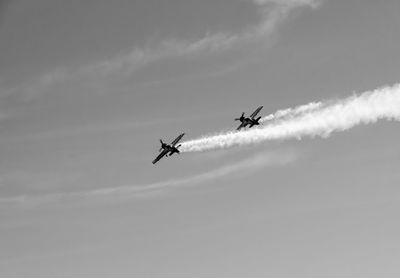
[[84, 0, 322, 77], [89, 149, 297, 197], [0, 0, 323, 102], [0, 68, 68, 103], [0, 150, 297, 208], [253, 0, 322, 9]]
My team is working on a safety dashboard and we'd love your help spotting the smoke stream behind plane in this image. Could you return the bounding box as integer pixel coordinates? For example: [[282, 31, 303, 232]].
[[261, 101, 323, 122], [180, 83, 400, 152]]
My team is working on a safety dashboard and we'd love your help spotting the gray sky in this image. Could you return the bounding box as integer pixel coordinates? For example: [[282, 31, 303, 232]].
[[1, 0, 400, 277]]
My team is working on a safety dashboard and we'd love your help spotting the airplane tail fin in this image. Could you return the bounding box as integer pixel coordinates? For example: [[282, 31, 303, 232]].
[[249, 117, 262, 128], [170, 145, 182, 157]]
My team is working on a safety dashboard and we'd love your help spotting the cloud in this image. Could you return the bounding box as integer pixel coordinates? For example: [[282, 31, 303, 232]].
[[0, 150, 296, 208], [89, 149, 296, 197], [0, 0, 323, 102], [0, 68, 68, 102], [84, 33, 242, 77], [84, 0, 322, 77], [253, 0, 322, 9]]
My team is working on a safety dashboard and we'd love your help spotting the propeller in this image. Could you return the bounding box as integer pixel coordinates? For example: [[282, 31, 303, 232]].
[[235, 112, 245, 121], [159, 139, 165, 152]]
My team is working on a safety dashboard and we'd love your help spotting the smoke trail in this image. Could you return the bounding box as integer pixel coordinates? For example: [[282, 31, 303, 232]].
[[261, 101, 323, 122], [181, 83, 400, 152]]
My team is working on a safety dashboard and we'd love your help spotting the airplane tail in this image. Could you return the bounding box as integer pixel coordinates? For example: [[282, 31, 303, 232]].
[[171, 144, 181, 156], [250, 117, 262, 128]]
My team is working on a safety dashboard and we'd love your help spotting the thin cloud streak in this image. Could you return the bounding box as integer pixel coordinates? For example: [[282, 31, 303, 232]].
[[0, 0, 322, 102], [84, 0, 321, 77], [89, 149, 296, 197], [0, 68, 68, 102], [0, 150, 296, 208]]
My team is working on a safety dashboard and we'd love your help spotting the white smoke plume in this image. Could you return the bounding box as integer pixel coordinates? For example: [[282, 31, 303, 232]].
[[180, 83, 400, 152], [261, 101, 323, 122]]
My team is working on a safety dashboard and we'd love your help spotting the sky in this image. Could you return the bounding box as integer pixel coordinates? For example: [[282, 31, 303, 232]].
[[1, 0, 400, 277]]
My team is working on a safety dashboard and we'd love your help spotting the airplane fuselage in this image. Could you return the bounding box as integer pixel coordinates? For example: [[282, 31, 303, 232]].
[[161, 145, 180, 156], [242, 117, 260, 126], [237, 116, 261, 129]]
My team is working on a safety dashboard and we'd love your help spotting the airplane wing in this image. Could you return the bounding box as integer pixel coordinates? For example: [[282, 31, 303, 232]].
[[236, 122, 247, 130], [152, 149, 169, 164], [170, 133, 185, 146], [250, 106, 263, 119]]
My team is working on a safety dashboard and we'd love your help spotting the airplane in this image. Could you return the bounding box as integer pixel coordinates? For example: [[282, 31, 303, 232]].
[[152, 133, 185, 164], [235, 106, 263, 130]]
